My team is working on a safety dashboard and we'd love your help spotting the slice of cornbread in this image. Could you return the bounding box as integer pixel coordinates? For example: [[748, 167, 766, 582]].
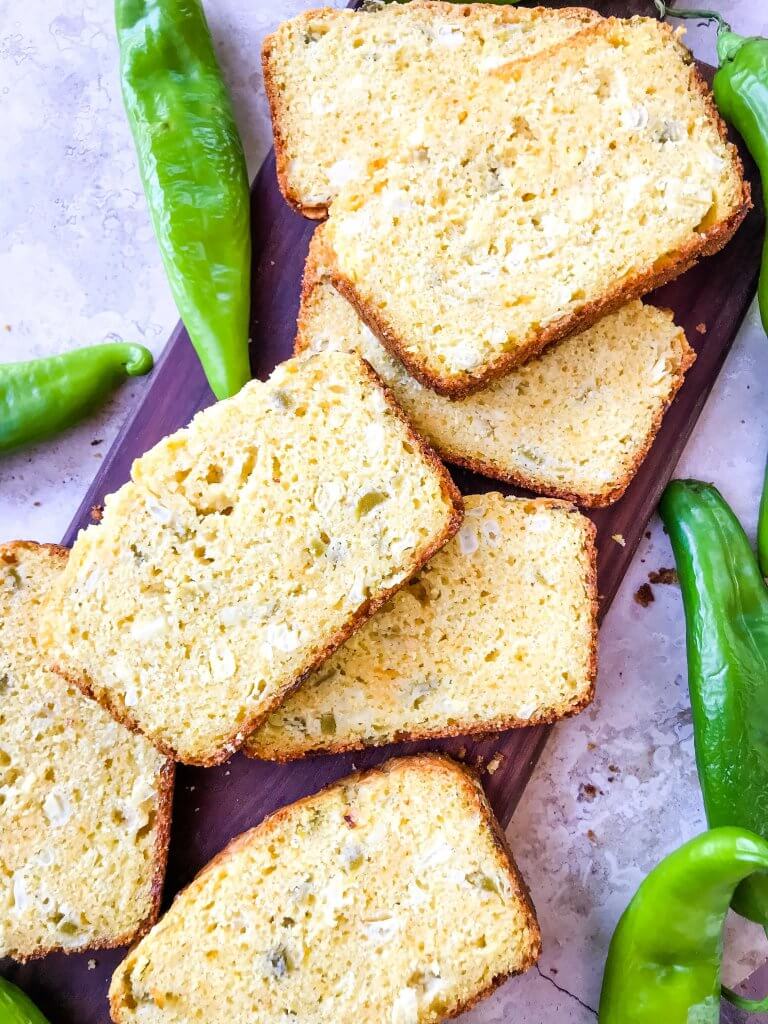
[[0, 543, 173, 962], [263, 1, 600, 217], [248, 493, 597, 761], [297, 230, 695, 506], [325, 17, 749, 396], [109, 755, 540, 1024], [41, 352, 462, 766]]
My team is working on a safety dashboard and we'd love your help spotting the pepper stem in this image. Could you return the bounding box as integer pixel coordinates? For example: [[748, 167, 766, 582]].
[[652, 0, 731, 34], [120, 343, 154, 377]]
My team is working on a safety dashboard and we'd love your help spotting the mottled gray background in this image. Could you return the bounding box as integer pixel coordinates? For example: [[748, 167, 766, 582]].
[[1, 1, 767, 1019]]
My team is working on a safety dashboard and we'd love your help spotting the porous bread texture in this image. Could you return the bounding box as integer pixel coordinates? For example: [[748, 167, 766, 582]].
[[0, 542, 173, 962], [324, 17, 749, 396], [263, 2, 600, 217], [108, 754, 540, 1024], [297, 230, 695, 506], [248, 493, 597, 761], [41, 351, 462, 766]]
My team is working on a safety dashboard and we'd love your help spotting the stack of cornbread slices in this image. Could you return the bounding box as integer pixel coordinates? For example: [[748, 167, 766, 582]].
[[8, 5, 750, 1023]]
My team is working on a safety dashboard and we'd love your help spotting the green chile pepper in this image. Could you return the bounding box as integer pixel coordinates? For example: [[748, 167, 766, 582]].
[[655, 2, 768, 335], [0, 978, 51, 1024], [599, 827, 768, 1022], [0, 342, 153, 454], [759, 458, 768, 578], [116, 0, 251, 400], [659, 480, 768, 929]]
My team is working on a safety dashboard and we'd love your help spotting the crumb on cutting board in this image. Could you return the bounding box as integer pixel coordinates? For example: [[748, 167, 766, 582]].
[[649, 567, 678, 585]]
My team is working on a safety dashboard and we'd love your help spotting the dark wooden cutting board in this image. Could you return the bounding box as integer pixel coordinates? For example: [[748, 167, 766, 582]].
[[4, 3, 766, 1020]]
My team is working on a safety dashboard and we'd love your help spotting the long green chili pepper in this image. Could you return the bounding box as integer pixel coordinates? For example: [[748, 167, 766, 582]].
[[0, 343, 153, 455], [759, 458, 768, 578], [0, 977, 51, 1024], [659, 480, 768, 931], [654, 0, 768, 336], [116, 0, 251, 401], [599, 827, 768, 1021]]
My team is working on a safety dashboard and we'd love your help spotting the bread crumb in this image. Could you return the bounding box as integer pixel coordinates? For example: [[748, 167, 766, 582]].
[[634, 583, 654, 607], [587, 742, 596, 751], [612, 533, 626, 547], [649, 567, 678, 585], [695, 322, 707, 335], [87, 958, 97, 970], [577, 782, 604, 803], [486, 753, 504, 776], [4, 324, 11, 332], [587, 829, 598, 844]]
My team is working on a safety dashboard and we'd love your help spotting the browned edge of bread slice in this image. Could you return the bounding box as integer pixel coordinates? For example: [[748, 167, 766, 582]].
[[440, 346, 695, 507], [297, 231, 697, 508], [51, 358, 463, 768], [262, 2, 602, 220], [108, 753, 541, 1023], [323, 21, 750, 398], [1, 541, 175, 960], [247, 501, 598, 762]]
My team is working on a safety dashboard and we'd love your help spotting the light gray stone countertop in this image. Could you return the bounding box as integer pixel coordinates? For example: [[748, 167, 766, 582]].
[[2, 1, 767, 1020]]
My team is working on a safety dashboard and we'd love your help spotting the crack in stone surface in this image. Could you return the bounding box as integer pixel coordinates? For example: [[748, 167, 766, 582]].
[[535, 965, 598, 1017]]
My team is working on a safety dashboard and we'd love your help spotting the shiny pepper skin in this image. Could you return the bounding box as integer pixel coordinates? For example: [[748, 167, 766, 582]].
[[0, 343, 153, 454], [116, 0, 252, 400]]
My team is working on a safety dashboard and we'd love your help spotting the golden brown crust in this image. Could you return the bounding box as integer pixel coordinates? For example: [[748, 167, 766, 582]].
[[262, 18, 327, 220], [263, 3, 601, 220], [325, 18, 751, 399], [299, 233, 697, 507], [109, 753, 540, 1024], [1, 541, 175, 962], [52, 364, 463, 767], [248, 503, 598, 762], [0, 539, 70, 569]]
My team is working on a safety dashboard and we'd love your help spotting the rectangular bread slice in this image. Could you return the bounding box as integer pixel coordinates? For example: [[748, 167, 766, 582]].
[[324, 17, 749, 396], [41, 352, 462, 766], [263, 1, 600, 217], [248, 493, 597, 761], [108, 754, 540, 1024], [0, 542, 173, 962], [297, 229, 695, 506]]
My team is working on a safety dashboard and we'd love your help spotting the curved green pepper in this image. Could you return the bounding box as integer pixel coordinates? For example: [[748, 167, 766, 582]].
[[599, 827, 768, 1022], [116, 0, 251, 400], [654, 2, 768, 335], [0, 342, 153, 455], [0, 978, 51, 1024], [659, 480, 768, 928]]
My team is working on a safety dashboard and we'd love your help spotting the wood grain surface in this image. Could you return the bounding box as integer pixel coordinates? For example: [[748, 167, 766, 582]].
[[4, 3, 766, 1020]]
